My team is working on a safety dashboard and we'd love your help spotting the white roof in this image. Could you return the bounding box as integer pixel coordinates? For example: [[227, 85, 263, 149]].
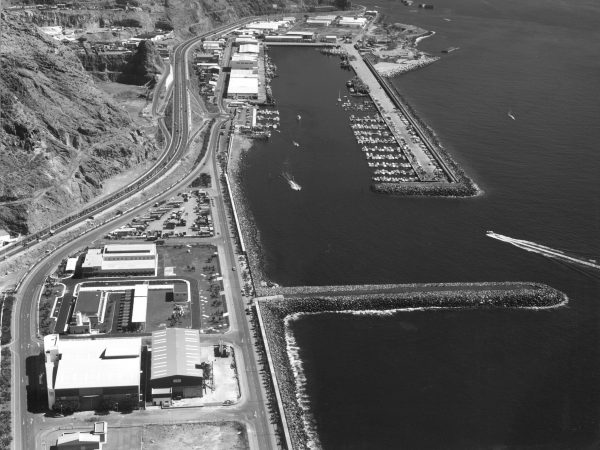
[[239, 43, 259, 54], [131, 294, 147, 323], [286, 31, 315, 36], [235, 36, 258, 43], [339, 17, 367, 25], [57, 432, 101, 445], [100, 259, 156, 272], [104, 243, 156, 255], [53, 337, 141, 390], [134, 284, 149, 297], [228, 77, 259, 95], [231, 53, 258, 62], [230, 69, 258, 78], [315, 15, 338, 20], [65, 258, 78, 272], [245, 20, 286, 31], [82, 248, 102, 269]]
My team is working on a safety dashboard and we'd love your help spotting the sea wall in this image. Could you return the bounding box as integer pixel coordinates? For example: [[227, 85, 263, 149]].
[[363, 56, 481, 197], [256, 283, 568, 449]]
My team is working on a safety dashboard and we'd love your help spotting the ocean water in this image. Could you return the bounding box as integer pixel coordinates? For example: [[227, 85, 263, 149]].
[[240, 0, 600, 447]]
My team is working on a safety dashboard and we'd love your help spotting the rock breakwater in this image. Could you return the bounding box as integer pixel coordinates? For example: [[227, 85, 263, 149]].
[[256, 283, 567, 449]]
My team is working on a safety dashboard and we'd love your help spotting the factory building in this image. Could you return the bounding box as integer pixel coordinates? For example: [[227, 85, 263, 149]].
[[150, 328, 204, 406], [238, 43, 259, 54], [285, 31, 316, 41], [230, 53, 258, 70], [44, 334, 142, 411], [339, 16, 368, 27], [264, 35, 303, 43], [235, 36, 259, 45], [81, 243, 157, 277], [202, 39, 224, 51]]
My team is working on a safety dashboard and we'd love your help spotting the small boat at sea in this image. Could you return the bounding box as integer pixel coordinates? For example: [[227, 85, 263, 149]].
[[441, 46, 459, 53], [292, 141, 300, 147], [507, 111, 516, 120], [338, 90, 342, 102], [297, 114, 302, 121], [281, 172, 302, 191]]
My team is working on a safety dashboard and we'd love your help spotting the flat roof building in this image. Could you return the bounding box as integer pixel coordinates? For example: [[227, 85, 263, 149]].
[[239, 43, 259, 54], [227, 76, 259, 100], [306, 18, 333, 26], [131, 284, 148, 325], [81, 244, 157, 277], [339, 16, 368, 27], [45, 335, 142, 411]]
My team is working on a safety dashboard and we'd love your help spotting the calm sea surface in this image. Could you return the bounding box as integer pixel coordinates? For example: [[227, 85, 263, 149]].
[[240, 0, 600, 447]]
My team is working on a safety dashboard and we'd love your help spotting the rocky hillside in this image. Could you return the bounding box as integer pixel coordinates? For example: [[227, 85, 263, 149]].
[[119, 40, 164, 85], [0, 15, 159, 234]]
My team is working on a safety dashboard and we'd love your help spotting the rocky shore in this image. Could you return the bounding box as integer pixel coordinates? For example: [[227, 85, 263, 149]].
[[256, 283, 568, 449]]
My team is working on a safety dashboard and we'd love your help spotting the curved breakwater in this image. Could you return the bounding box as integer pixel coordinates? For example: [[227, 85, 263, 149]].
[[256, 283, 568, 449]]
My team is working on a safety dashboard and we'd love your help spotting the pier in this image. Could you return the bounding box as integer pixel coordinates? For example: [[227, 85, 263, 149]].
[[343, 43, 457, 183]]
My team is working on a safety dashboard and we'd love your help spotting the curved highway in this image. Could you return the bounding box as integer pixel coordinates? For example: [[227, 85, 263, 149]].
[[9, 16, 278, 450]]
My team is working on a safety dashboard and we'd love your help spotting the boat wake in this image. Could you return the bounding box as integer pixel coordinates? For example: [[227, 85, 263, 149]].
[[282, 171, 302, 191], [486, 231, 600, 270]]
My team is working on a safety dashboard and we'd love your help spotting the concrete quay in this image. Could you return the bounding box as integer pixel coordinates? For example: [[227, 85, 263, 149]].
[[343, 43, 441, 180]]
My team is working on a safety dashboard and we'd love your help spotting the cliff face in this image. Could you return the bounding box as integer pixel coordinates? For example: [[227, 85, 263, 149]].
[[78, 51, 131, 81], [119, 40, 164, 85], [0, 15, 158, 234]]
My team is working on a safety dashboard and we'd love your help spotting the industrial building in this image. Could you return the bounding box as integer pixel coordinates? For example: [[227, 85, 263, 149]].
[[285, 31, 316, 41], [238, 43, 259, 54], [81, 243, 157, 277], [230, 52, 258, 70], [227, 75, 259, 100], [235, 36, 259, 45], [45, 334, 142, 411], [339, 16, 368, 27], [150, 328, 204, 406]]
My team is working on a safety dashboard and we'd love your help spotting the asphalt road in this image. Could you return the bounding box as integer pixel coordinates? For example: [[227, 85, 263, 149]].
[[9, 17, 279, 450]]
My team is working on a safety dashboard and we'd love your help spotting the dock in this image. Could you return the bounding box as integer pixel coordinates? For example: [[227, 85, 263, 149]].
[[342, 43, 456, 182]]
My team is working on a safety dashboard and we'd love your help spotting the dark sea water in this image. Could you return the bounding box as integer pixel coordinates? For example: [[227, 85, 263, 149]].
[[240, 0, 600, 447]]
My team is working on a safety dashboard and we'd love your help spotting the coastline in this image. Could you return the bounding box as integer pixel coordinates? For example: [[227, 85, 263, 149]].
[[256, 283, 568, 450]]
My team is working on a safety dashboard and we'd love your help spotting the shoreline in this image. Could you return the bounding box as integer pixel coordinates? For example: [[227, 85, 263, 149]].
[[256, 283, 568, 450], [414, 30, 436, 46]]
